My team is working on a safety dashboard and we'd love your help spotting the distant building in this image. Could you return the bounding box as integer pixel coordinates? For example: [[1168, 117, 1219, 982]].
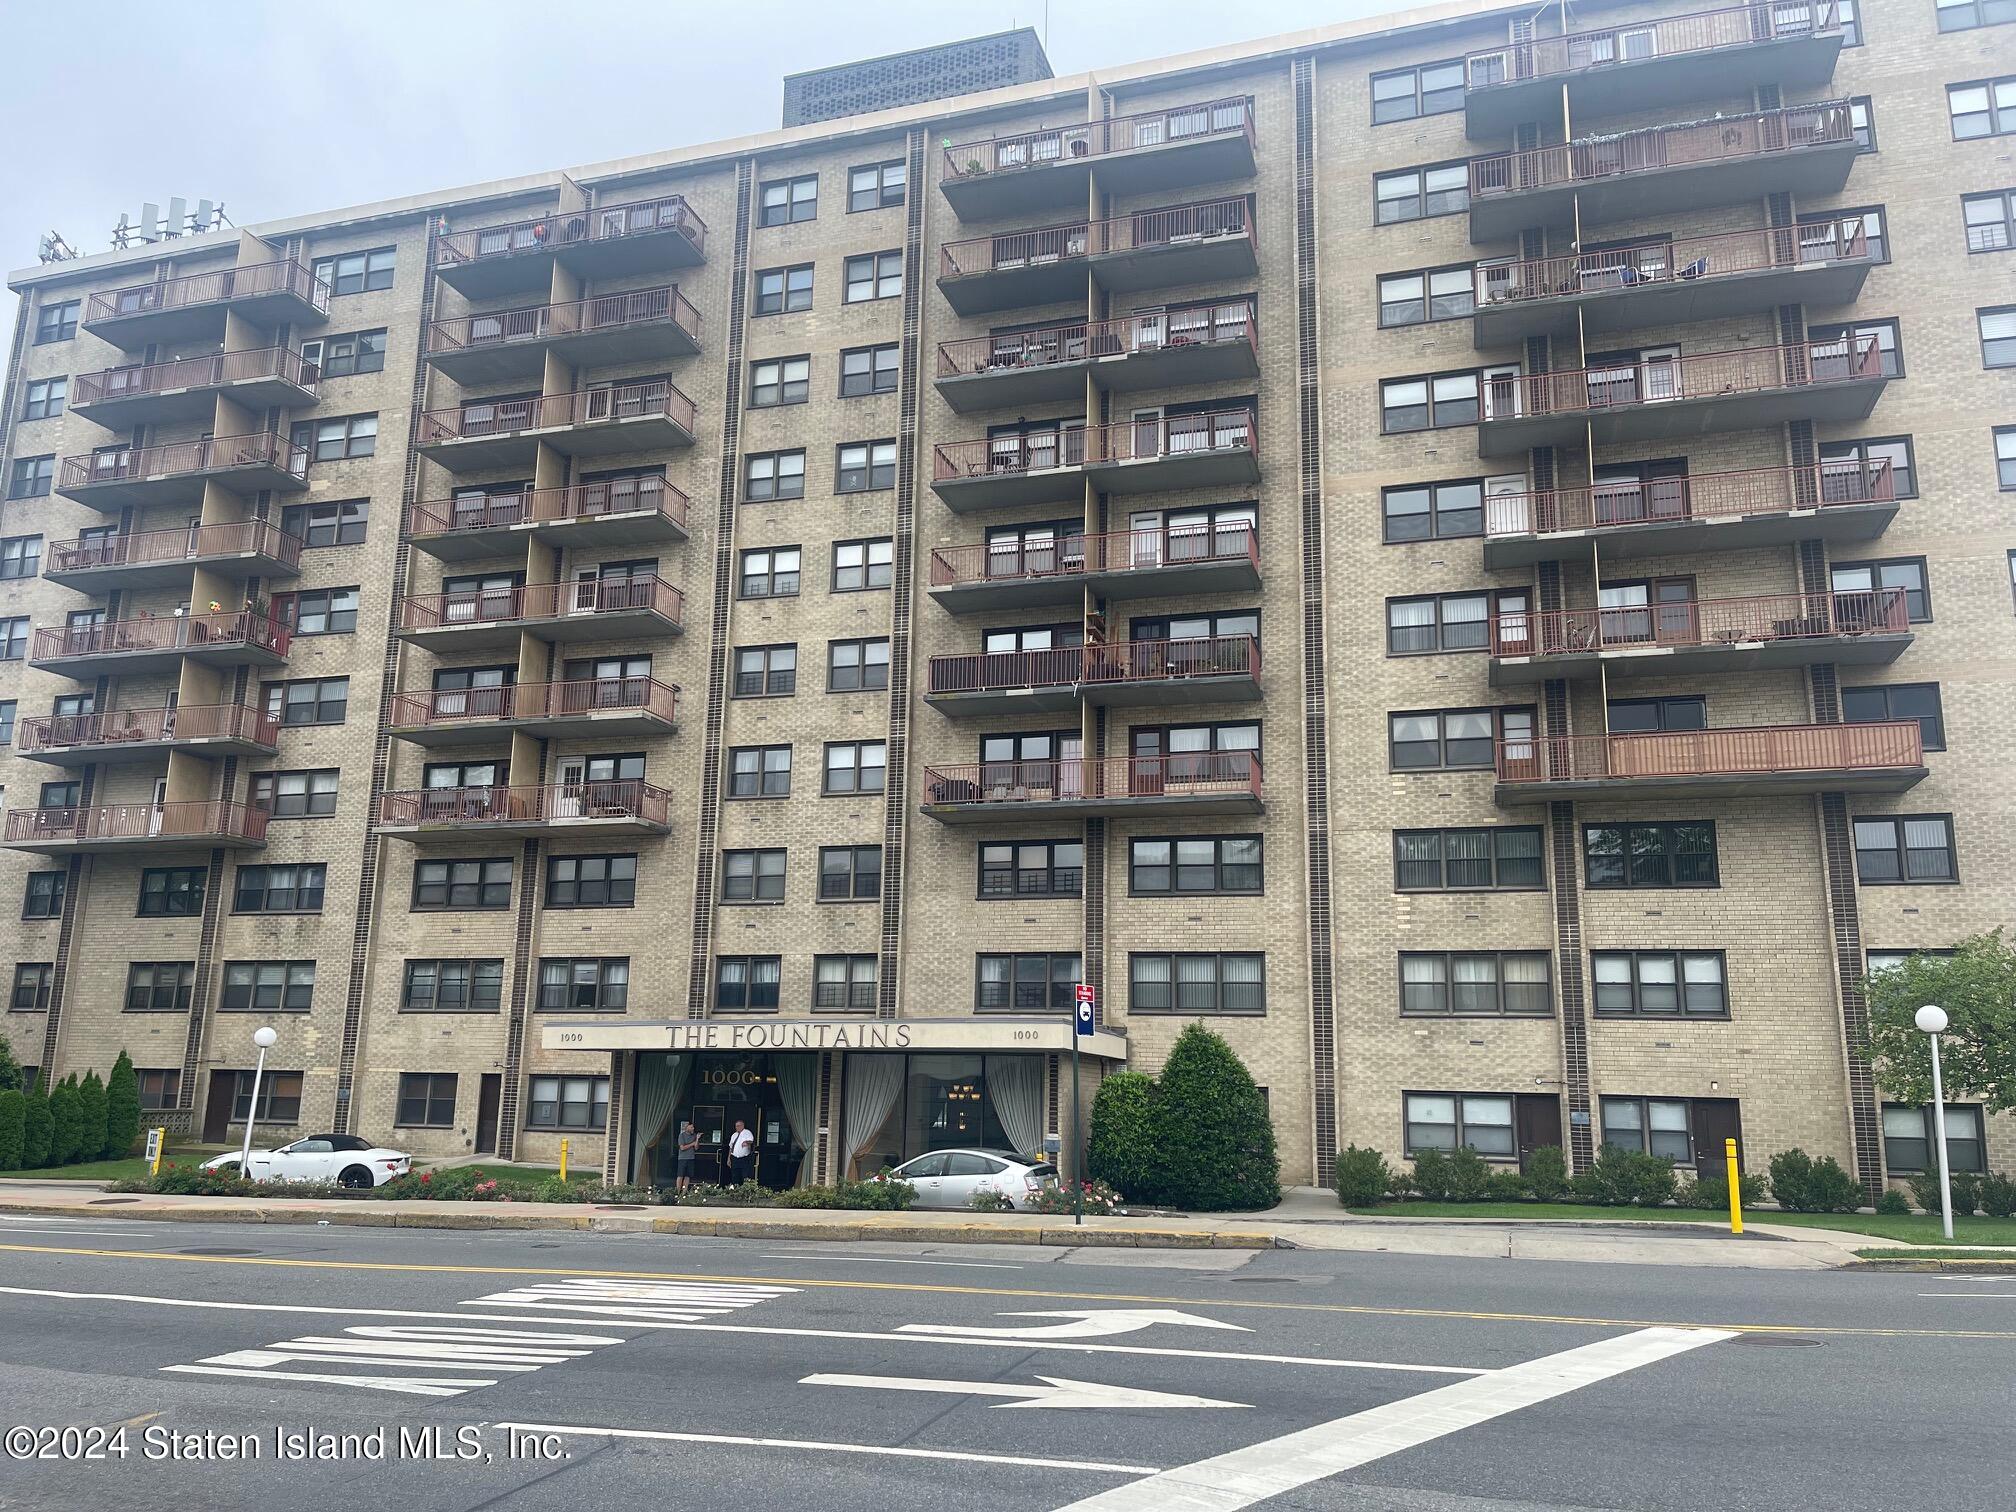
[[783, 27, 1052, 126]]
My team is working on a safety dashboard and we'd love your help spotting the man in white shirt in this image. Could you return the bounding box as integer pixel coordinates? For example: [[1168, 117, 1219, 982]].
[[727, 1120, 756, 1187]]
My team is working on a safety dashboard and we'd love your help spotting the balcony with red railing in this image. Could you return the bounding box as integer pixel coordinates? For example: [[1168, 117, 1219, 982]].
[[82, 259, 331, 348], [29, 610, 291, 679], [925, 634, 1261, 715], [1494, 720, 1925, 803], [425, 285, 702, 383], [15, 704, 280, 767], [386, 676, 680, 747], [941, 98, 1257, 219], [931, 408, 1257, 512], [408, 475, 691, 561], [415, 380, 698, 469], [1488, 588, 1911, 686], [433, 195, 707, 296], [1467, 102, 1859, 241], [44, 521, 303, 592], [935, 304, 1259, 412], [921, 752, 1263, 822], [2, 800, 269, 854], [937, 196, 1255, 315], [57, 431, 311, 511], [1471, 218, 1871, 346], [928, 523, 1260, 612], [1462, 3, 1845, 136], [69, 346, 320, 425], [396, 576, 684, 650], [377, 781, 673, 840], [1474, 335, 1887, 458]]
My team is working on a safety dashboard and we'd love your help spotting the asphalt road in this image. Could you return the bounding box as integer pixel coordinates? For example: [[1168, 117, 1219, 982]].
[[0, 1213, 2007, 1511]]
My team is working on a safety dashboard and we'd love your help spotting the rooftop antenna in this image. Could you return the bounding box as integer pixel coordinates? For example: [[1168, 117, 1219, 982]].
[[110, 198, 230, 250], [36, 231, 77, 264]]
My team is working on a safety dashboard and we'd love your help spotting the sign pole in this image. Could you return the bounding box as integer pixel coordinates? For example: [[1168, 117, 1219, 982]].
[[1072, 983, 1095, 1226]]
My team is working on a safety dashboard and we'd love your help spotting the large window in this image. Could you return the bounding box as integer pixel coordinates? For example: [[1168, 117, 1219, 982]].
[[1382, 478, 1504, 542], [814, 955, 878, 1011], [1965, 190, 2016, 254], [755, 263, 814, 315], [749, 355, 810, 408], [722, 849, 787, 902], [1371, 59, 1463, 122], [396, 1073, 458, 1128], [728, 746, 792, 798], [220, 961, 316, 1013], [1842, 683, 1945, 751], [849, 159, 906, 212], [1810, 318, 1902, 379], [744, 451, 806, 505], [1582, 822, 1718, 889], [264, 677, 349, 727], [832, 538, 893, 591], [309, 329, 387, 377], [1819, 436, 1915, 499], [526, 1075, 608, 1130], [138, 1070, 180, 1111], [1979, 305, 2016, 366], [1852, 816, 1956, 884], [412, 858, 512, 910], [739, 548, 801, 602], [22, 379, 64, 421], [1389, 706, 1533, 770], [980, 840, 1082, 898], [1600, 1098, 1698, 1163], [9, 456, 53, 499], [292, 414, 378, 462], [1387, 591, 1521, 653], [280, 499, 368, 548], [1400, 954, 1551, 1017], [1129, 953, 1264, 1015], [125, 962, 195, 1013], [1129, 836, 1262, 894], [828, 638, 890, 692], [716, 957, 782, 1012], [1832, 557, 1929, 622], [276, 586, 360, 635], [1948, 77, 2016, 139], [401, 959, 504, 1013], [233, 863, 327, 914], [229, 1070, 303, 1124], [0, 535, 38, 580], [538, 958, 629, 1012], [139, 867, 206, 918], [820, 845, 882, 901], [1799, 205, 1887, 263], [836, 440, 897, 493], [734, 644, 796, 698], [546, 854, 637, 908], [1404, 1093, 1514, 1156], [1381, 371, 1484, 432], [1592, 952, 1727, 1017], [312, 247, 395, 295], [1607, 696, 1705, 733], [1393, 827, 1544, 891], [9, 964, 52, 1013], [976, 953, 1080, 1012], [1882, 1104, 1985, 1174], [1938, 0, 2014, 29], [1378, 265, 1474, 326], [0, 617, 26, 659], [840, 343, 899, 397], [759, 175, 817, 226], [250, 769, 339, 818], [35, 299, 79, 343], [1374, 161, 1469, 224], [823, 741, 886, 794], [23, 871, 65, 920], [844, 250, 902, 303]]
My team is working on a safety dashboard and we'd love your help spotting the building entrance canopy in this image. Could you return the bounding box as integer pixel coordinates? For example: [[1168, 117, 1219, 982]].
[[541, 1016, 1129, 1060]]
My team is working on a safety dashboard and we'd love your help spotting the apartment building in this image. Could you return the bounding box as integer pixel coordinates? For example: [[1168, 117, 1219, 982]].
[[1, 0, 2010, 1195]]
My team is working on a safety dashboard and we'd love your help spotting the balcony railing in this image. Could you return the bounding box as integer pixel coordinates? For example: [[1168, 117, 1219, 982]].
[[922, 752, 1262, 807], [1483, 335, 1880, 423], [937, 306, 1255, 378], [16, 703, 278, 756], [1491, 589, 1908, 658], [1463, 3, 1841, 89], [434, 195, 706, 269], [400, 576, 683, 631], [928, 634, 1258, 696], [84, 259, 331, 326], [58, 432, 310, 493], [1475, 218, 1866, 307], [71, 346, 320, 406], [378, 781, 672, 829], [46, 521, 303, 577], [426, 285, 700, 353], [1470, 102, 1854, 200], [943, 98, 1254, 179], [939, 197, 1252, 279], [932, 408, 1254, 482], [4, 800, 270, 847], [1483, 458, 1894, 538], [409, 475, 690, 538], [416, 380, 696, 444], [386, 676, 679, 729], [32, 610, 291, 664], [1497, 721, 1923, 785], [929, 523, 1257, 588]]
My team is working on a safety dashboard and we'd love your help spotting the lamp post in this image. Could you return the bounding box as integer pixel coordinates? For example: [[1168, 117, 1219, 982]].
[[238, 1025, 279, 1176], [1914, 1004, 1954, 1241]]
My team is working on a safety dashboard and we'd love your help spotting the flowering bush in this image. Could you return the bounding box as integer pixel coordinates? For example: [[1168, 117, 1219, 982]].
[[1026, 1179, 1125, 1216], [110, 1161, 337, 1199]]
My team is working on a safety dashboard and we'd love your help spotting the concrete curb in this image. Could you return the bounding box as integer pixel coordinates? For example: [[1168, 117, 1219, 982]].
[[1841, 1258, 2016, 1273]]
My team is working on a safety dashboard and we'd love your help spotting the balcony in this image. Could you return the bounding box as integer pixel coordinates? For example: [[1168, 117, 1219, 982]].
[[1474, 336, 1886, 458], [921, 753, 1262, 823], [15, 704, 280, 767], [68, 347, 320, 426], [1463, 3, 1846, 137], [433, 195, 707, 297], [408, 476, 691, 561], [931, 409, 1257, 513], [935, 306, 1259, 413], [415, 381, 698, 469], [425, 286, 702, 383], [1471, 219, 1871, 347], [1494, 722, 1925, 803], [940, 98, 1257, 219], [57, 432, 310, 512], [2, 800, 269, 855], [82, 259, 331, 348], [1467, 102, 1858, 242], [928, 524, 1259, 612], [29, 611, 291, 679], [1482, 460, 1897, 568], [938, 197, 1255, 315], [44, 521, 302, 593], [386, 676, 680, 747], [377, 781, 672, 841], [1488, 589, 1911, 686], [925, 635, 1260, 716], [397, 577, 684, 652]]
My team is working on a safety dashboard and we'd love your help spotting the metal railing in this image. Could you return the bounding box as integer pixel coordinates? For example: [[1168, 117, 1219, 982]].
[[58, 432, 310, 493], [939, 196, 1253, 279], [1470, 101, 1855, 200], [410, 474, 690, 538], [386, 676, 678, 729], [434, 194, 705, 269], [1479, 335, 1880, 425], [427, 285, 700, 353], [1475, 218, 1866, 307], [937, 305, 1256, 378], [932, 407, 1255, 482], [1496, 721, 1923, 785], [417, 380, 697, 444], [1483, 458, 1894, 538], [31, 610, 291, 663], [84, 259, 331, 326], [1491, 588, 1908, 658], [46, 521, 302, 577], [943, 98, 1254, 180], [400, 576, 683, 631], [3, 800, 270, 846], [1463, 2, 1841, 89], [928, 634, 1259, 696], [71, 346, 320, 406], [378, 781, 672, 829], [16, 703, 279, 756], [929, 522, 1257, 588], [921, 751, 1262, 806]]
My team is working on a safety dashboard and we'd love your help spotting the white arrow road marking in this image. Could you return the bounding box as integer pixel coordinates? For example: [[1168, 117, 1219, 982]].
[[494, 1420, 1161, 1476], [899, 1308, 1250, 1341], [803, 1372, 1249, 1410]]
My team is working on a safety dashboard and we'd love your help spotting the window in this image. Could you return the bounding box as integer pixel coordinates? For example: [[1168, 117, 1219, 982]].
[[539, 958, 629, 1012], [1593, 952, 1728, 1017], [827, 637, 890, 693], [313, 246, 395, 294], [980, 840, 1081, 899], [275, 587, 360, 635], [1129, 953, 1265, 1015], [527, 1075, 608, 1130], [0, 702, 13, 745], [1393, 828, 1544, 891], [824, 741, 886, 794], [1389, 706, 1532, 771], [1400, 953, 1551, 1017], [1378, 266, 1474, 326], [754, 263, 814, 315], [1387, 592, 1520, 655], [1799, 205, 1887, 264], [1980, 305, 2016, 367], [10, 964, 53, 1013], [1601, 1098, 1699, 1163], [1999, 427, 2016, 489], [844, 250, 902, 303], [9, 456, 53, 499], [264, 677, 349, 726], [1607, 696, 1706, 733], [1832, 558, 1929, 622], [1853, 815, 1956, 884], [1371, 59, 1463, 122], [734, 644, 797, 697], [1819, 437, 1914, 499], [1583, 822, 1718, 889], [220, 961, 316, 1013], [402, 959, 503, 1013], [750, 355, 810, 407], [841, 343, 899, 397], [138, 1070, 180, 1111], [311, 329, 387, 377], [1849, 95, 1875, 151], [814, 955, 878, 1011], [40, 781, 79, 811], [1374, 162, 1469, 223], [759, 175, 817, 226], [832, 538, 892, 591], [229, 1070, 303, 1124], [1837, 0, 1861, 43], [722, 849, 787, 902], [233, 863, 327, 914], [1811, 318, 1902, 379], [1868, 948, 1959, 979], [546, 854, 637, 908], [1949, 77, 2016, 139], [716, 957, 782, 1012], [139, 868, 206, 917], [743, 451, 806, 502], [22, 379, 65, 421], [1381, 371, 1486, 432], [849, 159, 906, 212], [0, 619, 25, 660], [1883, 1104, 1985, 1174], [1404, 1093, 1514, 1156], [396, 1073, 457, 1127], [280, 499, 368, 547], [1382, 477, 1509, 542], [1843, 683, 1945, 751], [976, 953, 1081, 1011], [412, 858, 512, 910], [837, 440, 896, 493], [0, 537, 36, 589], [1964, 190, 2016, 255], [820, 845, 882, 901], [728, 746, 792, 798], [250, 769, 339, 818], [292, 414, 378, 461], [23, 871, 65, 920], [738, 547, 801, 598], [35, 299, 79, 343], [1129, 835, 1262, 894], [1938, 0, 2015, 28]]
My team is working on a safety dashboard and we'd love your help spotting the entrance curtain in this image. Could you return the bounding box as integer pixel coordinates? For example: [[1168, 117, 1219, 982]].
[[986, 1055, 1045, 1162], [629, 1053, 690, 1184], [842, 1054, 905, 1180], [775, 1055, 820, 1186]]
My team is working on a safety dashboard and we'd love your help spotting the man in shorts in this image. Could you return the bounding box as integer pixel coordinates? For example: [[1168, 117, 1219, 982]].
[[676, 1120, 699, 1193]]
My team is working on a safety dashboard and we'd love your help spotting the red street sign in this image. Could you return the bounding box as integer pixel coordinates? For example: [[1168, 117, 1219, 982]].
[[1075, 984, 1095, 1004]]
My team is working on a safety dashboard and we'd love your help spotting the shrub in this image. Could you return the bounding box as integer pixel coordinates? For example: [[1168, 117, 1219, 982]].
[[1144, 1025, 1279, 1211], [1875, 1188, 1912, 1216], [75, 1072, 108, 1167], [1443, 1146, 1492, 1202], [1028, 1178, 1124, 1216], [1951, 1171, 1982, 1218], [1484, 1170, 1532, 1202], [1768, 1149, 1864, 1213], [836, 1176, 915, 1210], [1385, 1168, 1416, 1199], [1333, 1145, 1394, 1208], [1409, 1148, 1455, 1201], [0, 1090, 23, 1171], [1677, 1172, 1767, 1210], [19, 1088, 52, 1170], [1087, 1071, 1159, 1204], [1523, 1145, 1569, 1202], [0, 1035, 21, 1095], [1572, 1147, 1678, 1207], [967, 1189, 1017, 1213], [104, 1052, 140, 1159], [1906, 1171, 1945, 1216], [1977, 1172, 2016, 1219], [112, 1163, 338, 1198], [48, 1078, 83, 1166]]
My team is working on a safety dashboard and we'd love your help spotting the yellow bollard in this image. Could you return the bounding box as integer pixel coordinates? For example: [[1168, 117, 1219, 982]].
[[1724, 1137, 1743, 1235], [558, 1139, 569, 1183]]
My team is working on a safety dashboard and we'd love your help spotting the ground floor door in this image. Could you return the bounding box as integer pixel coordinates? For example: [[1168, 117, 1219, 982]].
[[1692, 1098, 1744, 1172], [1515, 1094, 1563, 1170], [473, 1074, 501, 1155], [201, 1073, 235, 1143]]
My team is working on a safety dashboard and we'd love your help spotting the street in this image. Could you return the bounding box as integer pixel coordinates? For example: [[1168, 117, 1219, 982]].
[[0, 1216, 2007, 1511]]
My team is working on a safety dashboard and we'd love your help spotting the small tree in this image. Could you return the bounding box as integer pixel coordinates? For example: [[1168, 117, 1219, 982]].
[[1145, 1024, 1280, 1211], [19, 1085, 53, 1169], [0, 1090, 24, 1171], [76, 1071, 108, 1166], [48, 1076, 83, 1165], [0, 1034, 22, 1095], [1866, 932, 2016, 1114], [1086, 1071, 1159, 1203], [104, 1051, 141, 1159]]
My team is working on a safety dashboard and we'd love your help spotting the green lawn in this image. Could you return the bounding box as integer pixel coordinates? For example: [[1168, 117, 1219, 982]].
[[0, 1156, 164, 1182], [1346, 1201, 2016, 1246], [1854, 1249, 2016, 1262]]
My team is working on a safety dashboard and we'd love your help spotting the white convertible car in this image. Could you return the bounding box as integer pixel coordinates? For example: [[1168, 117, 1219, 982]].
[[202, 1134, 412, 1188]]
